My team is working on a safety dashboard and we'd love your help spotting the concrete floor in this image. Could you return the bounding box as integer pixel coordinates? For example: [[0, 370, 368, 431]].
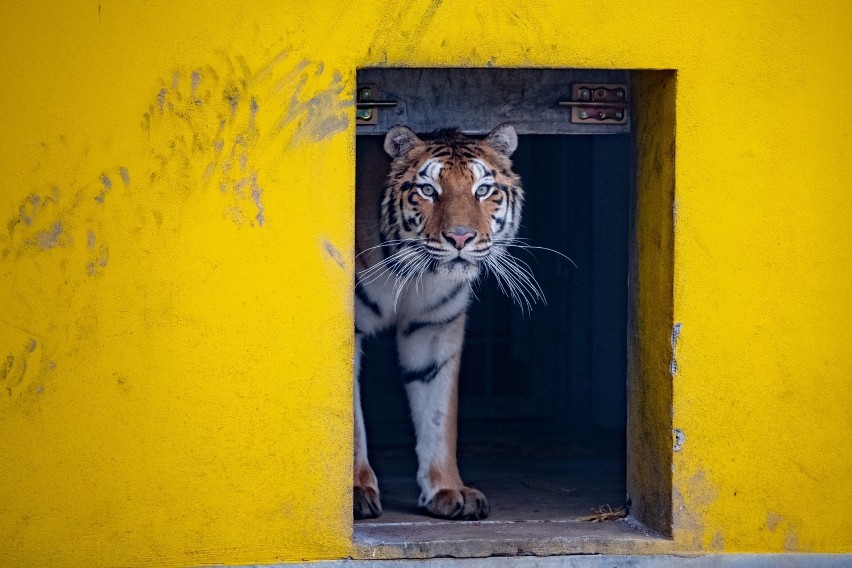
[[362, 444, 626, 523]]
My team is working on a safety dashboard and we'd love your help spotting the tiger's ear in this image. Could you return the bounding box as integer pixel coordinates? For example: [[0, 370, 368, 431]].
[[486, 123, 518, 157], [384, 125, 422, 158]]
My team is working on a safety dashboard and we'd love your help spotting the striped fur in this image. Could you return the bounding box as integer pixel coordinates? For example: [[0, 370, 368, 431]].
[[354, 125, 522, 520]]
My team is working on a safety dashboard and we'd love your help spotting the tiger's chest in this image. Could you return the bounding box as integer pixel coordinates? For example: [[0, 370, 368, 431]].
[[354, 270, 471, 337]]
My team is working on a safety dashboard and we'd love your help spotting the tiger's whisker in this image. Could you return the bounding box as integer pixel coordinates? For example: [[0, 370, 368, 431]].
[[355, 238, 426, 259]]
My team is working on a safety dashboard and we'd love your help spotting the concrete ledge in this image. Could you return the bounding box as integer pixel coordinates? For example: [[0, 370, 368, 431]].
[[246, 554, 851, 568], [352, 518, 671, 559]]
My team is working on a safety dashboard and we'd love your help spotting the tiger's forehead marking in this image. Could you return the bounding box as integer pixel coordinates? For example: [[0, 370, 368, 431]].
[[468, 159, 495, 182], [416, 158, 443, 181]]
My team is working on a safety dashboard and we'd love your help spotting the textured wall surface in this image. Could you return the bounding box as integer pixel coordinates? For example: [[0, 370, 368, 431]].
[[1, 1, 850, 566]]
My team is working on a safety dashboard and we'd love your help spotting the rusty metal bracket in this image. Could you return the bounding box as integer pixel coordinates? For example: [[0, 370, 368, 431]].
[[356, 84, 397, 125], [559, 84, 629, 124]]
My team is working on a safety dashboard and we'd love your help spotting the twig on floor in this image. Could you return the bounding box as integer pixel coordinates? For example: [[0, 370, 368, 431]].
[[576, 504, 627, 522]]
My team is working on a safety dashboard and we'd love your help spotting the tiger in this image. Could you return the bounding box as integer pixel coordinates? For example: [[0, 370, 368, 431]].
[[354, 124, 529, 520]]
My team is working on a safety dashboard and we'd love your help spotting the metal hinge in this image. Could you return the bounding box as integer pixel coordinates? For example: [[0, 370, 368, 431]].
[[356, 84, 397, 124], [559, 84, 629, 125]]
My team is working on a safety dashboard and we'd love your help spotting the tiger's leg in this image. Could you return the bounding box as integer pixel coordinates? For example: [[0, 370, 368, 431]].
[[353, 333, 382, 519], [397, 315, 490, 520]]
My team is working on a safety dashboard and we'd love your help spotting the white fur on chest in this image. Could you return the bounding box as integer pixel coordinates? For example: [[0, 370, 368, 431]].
[[354, 270, 471, 337]]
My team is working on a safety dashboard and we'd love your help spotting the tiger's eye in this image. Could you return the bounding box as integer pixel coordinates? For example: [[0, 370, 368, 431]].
[[475, 184, 492, 198], [420, 184, 436, 198]]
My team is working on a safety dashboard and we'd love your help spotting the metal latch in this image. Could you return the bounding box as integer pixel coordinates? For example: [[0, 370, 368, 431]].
[[559, 84, 628, 124], [356, 85, 397, 124]]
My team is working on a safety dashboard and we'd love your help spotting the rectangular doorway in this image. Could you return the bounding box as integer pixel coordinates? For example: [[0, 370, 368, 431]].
[[353, 68, 673, 557]]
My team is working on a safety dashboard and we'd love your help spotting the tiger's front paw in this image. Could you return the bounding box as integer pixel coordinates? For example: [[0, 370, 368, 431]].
[[353, 486, 382, 519], [424, 487, 489, 520]]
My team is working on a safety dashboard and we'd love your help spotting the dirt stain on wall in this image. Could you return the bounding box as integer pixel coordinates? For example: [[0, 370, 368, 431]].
[[33, 221, 66, 249], [142, 52, 350, 228], [673, 469, 720, 550]]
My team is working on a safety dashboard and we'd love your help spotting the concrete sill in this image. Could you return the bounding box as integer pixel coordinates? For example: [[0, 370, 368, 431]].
[[352, 516, 672, 559]]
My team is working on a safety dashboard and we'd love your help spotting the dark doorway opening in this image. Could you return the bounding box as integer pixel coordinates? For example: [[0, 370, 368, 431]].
[[358, 133, 629, 524]]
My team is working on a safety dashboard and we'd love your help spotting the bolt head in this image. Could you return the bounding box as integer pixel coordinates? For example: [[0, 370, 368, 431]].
[[578, 110, 588, 119]]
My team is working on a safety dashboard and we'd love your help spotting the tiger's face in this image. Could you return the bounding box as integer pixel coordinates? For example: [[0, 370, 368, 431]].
[[381, 124, 523, 281]]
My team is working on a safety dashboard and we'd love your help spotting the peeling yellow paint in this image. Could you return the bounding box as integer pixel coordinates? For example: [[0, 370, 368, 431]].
[[1, 0, 850, 565]]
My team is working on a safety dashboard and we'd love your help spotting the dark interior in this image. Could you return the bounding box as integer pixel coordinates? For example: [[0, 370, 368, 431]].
[[356, 133, 631, 523]]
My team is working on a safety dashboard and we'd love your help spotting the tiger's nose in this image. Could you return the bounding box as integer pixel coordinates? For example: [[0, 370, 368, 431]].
[[443, 225, 477, 250]]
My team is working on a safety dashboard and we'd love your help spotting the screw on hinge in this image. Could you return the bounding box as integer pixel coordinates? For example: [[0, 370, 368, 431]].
[[356, 88, 373, 121]]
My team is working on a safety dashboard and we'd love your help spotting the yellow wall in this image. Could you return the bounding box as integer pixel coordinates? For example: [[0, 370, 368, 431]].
[[1, 1, 850, 565]]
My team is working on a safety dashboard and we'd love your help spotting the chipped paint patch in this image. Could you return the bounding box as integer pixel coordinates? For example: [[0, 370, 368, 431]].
[[157, 88, 167, 112], [33, 221, 66, 249], [673, 428, 685, 452], [251, 184, 265, 226], [323, 240, 346, 269], [784, 527, 800, 552], [275, 67, 353, 146], [766, 512, 784, 531], [670, 322, 682, 375], [671, 322, 682, 348], [95, 174, 112, 203], [765, 512, 801, 552], [7, 188, 60, 238], [2, 185, 91, 259], [673, 469, 722, 550], [86, 244, 110, 276], [709, 531, 724, 551]]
